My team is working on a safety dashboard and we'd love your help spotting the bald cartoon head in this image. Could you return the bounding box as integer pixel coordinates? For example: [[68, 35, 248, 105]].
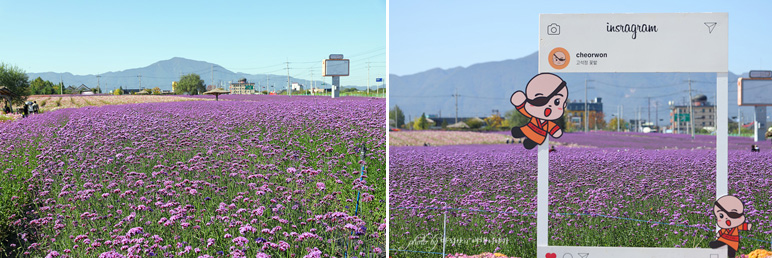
[[522, 73, 568, 120], [713, 195, 746, 229]]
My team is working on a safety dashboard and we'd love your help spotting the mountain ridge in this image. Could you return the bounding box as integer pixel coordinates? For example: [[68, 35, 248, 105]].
[[390, 51, 757, 124], [27, 57, 366, 92]]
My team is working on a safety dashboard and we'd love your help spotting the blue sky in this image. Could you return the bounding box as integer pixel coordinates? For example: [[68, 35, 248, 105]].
[[0, 0, 385, 85], [390, 0, 771, 76]]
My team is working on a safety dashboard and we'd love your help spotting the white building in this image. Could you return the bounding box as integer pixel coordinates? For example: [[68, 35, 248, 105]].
[[291, 82, 303, 91]]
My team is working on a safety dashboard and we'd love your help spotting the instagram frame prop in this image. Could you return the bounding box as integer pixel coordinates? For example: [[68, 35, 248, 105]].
[[537, 13, 728, 258]]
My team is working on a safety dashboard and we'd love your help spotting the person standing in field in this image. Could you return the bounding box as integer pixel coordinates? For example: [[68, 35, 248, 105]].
[[32, 101, 39, 114], [21, 102, 29, 118]]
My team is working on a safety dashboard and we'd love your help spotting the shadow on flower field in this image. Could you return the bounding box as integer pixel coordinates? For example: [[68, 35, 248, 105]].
[[389, 131, 772, 258], [0, 96, 386, 257]]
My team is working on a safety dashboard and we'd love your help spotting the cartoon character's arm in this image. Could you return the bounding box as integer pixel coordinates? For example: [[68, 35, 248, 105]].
[[510, 91, 532, 118], [548, 121, 563, 138], [740, 222, 751, 231]]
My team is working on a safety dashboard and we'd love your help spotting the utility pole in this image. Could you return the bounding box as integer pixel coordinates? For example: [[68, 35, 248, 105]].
[[621, 105, 624, 132], [96, 75, 101, 93], [737, 110, 743, 136], [452, 88, 460, 124], [617, 105, 620, 132], [60, 75, 63, 95], [286, 59, 291, 97], [211, 65, 214, 90], [637, 106, 640, 132], [366, 62, 371, 95], [138, 74, 142, 90], [686, 76, 695, 138], [584, 79, 594, 133], [266, 75, 269, 94], [647, 96, 651, 128], [655, 100, 659, 132]]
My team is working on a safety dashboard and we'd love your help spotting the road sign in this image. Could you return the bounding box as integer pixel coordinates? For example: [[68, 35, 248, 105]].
[[376, 78, 382, 82], [676, 113, 690, 122], [539, 13, 728, 73], [245, 85, 254, 90]]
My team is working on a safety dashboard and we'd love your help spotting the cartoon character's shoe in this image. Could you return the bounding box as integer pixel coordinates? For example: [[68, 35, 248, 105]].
[[511, 127, 525, 138], [523, 139, 538, 149]]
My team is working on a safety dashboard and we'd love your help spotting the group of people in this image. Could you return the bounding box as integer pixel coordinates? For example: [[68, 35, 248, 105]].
[[3, 101, 39, 118]]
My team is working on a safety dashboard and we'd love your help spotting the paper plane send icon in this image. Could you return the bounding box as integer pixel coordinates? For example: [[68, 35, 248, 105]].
[[705, 22, 717, 33]]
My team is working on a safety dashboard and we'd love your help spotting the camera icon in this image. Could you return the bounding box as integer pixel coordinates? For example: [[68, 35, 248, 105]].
[[547, 23, 560, 35]]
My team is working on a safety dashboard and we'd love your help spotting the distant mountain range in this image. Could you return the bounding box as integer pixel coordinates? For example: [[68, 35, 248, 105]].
[[390, 52, 762, 124], [27, 57, 368, 93]]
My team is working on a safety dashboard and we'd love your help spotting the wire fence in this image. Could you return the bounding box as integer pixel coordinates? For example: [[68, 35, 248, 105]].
[[389, 206, 772, 257]]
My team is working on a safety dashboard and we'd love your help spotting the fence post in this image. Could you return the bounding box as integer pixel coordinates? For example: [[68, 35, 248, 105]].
[[443, 209, 447, 257]]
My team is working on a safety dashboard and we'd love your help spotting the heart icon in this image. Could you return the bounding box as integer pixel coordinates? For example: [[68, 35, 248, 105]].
[[546, 253, 557, 258]]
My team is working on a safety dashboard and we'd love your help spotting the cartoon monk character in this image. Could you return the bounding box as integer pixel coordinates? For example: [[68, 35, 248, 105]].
[[709, 195, 751, 258], [510, 73, 568, 149]]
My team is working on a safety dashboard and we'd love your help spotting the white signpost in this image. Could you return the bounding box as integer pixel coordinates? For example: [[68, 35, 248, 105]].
[[323, 55, 350, 98], [737, 71, 772, 142], [538, 13, 728, 258]]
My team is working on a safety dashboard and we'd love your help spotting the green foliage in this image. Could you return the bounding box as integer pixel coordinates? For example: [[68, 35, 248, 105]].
[[175, 74, 206, 95], [0, 63, 30, 105], [152, 87, 161, 95], [607, 117, 628, 131], [441, 119, 448, 129], [413, 113, 429, 130], [484, 114, 505, 129], [29, 77, 57, 95], [465, 117, 484, 129], [113, 87, 123, 95], [389, 105, 405, 128], [342, 87, 359, 93], [505, 109, 529, 128]]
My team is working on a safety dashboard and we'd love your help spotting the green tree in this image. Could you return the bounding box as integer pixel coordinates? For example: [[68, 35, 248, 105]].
[[389, 105, 405, 128], [441, 119, 448, 129], [484, 114, 505, 129], [414, 113, 429, 130], [29, 77, 44, 95], [29, 77, 57, 95], [175, 74, 205, 95], [607, 117, 628, 131], [152, 87, 161, 95], [505, 109, 529, 128], [465, 117, 484, 129], [113, 87, 123, 95], [0, 63, 30, 105]]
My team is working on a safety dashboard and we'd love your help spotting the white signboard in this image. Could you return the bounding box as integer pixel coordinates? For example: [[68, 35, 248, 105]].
[[323, 59, 350, 76], [738, 78, 772, 106], [539, 13, 727, 73]]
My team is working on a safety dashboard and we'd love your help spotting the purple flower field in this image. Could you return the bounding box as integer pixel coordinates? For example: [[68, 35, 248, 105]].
[[389, 133, 772, 258], [0, 96, 386, 257]]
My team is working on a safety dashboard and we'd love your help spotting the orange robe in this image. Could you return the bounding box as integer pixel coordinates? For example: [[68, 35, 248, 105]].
[[718, 222, 749, 251], [516, 103, 559, 145]]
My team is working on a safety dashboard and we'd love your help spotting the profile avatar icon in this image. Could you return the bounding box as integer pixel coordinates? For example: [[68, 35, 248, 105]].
[[709, 195, 751, 258], [510, 73, 568, 149]]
